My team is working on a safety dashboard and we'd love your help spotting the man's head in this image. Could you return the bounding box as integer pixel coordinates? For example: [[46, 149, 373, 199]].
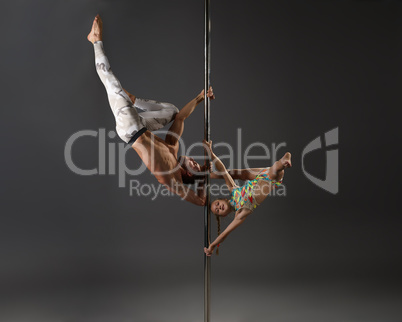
[[178, 156, 203, 184]]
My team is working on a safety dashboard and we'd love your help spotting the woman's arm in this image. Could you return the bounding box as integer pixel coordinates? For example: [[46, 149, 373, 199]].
[[203, 140, 237, 192], [204, 208, 252, 256]]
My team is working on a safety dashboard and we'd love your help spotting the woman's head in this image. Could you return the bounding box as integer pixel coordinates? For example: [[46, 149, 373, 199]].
[[211, 198, 232, 216]]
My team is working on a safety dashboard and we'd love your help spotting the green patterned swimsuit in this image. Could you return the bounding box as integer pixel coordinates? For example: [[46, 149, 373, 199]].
[[229, 168, 282, 212]]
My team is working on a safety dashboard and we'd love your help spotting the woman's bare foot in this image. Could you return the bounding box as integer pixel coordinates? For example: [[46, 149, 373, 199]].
[[87, 14, 103, 44], [280, 152, 292, 168]]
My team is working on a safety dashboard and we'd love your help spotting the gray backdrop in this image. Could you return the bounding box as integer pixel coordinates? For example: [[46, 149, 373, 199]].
[[0, 0, 401, 321]]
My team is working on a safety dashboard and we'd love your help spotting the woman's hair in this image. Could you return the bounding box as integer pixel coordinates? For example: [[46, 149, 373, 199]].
[[215, 214, 221, 255], [212, 198, 234, 255]]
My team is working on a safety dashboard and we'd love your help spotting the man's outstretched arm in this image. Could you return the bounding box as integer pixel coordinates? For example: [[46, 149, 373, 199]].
[[168, 182, 206, 206], [165, 87, 214, 151]]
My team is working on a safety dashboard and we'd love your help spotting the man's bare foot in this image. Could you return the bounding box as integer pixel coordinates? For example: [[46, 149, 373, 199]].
[[280, 152, 292, 168], [87, 14, 103, 44]]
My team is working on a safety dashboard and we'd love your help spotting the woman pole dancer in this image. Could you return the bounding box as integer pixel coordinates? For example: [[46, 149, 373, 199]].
[[203, 140, 292, 256], [87, 15, 215, 206]]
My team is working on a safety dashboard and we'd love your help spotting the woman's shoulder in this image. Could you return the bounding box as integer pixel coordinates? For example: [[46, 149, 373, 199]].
[[235, 207, 254, 219]]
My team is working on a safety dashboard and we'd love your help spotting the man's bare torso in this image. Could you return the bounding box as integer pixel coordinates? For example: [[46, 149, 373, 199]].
[[132, 131, 181, 186]]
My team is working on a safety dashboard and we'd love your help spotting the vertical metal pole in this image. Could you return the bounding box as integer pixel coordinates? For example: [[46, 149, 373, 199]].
[[204, 0, 211, 322]]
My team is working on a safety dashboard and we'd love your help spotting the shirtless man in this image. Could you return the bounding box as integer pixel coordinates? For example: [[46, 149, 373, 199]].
[[87, 15, 214, 206]]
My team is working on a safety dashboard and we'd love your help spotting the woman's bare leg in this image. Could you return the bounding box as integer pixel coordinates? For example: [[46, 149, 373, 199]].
[[268, 152, 292, 182], [253, 152, 291, 203]]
